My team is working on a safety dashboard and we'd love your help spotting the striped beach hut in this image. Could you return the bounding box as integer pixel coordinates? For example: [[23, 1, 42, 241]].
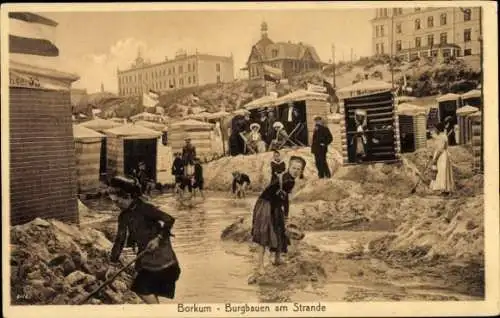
[[8, 12, 80, 225], [104, 124, 162, 181], [73, 125, 105, 195], [339, 90, 400, 164], [461, 89, 482, 109], [468, 111, 483, 172], [168, 119, 215, 161], [79, 118, 121, 179], [336, 79, 393, 100], [456, 105, 479, 145], [396, 103, 427, 153]]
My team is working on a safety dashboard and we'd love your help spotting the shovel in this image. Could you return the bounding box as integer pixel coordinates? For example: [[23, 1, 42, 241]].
[[72, 248, 149, 305]]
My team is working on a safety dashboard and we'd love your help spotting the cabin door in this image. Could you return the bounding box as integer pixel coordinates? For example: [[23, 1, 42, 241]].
[[123, 138, 157, 181]]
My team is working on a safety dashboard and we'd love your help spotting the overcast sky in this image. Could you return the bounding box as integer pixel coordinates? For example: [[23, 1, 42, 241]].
[[42, 9, 374, 94]]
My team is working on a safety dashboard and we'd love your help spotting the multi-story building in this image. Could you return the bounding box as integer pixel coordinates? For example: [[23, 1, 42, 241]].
[[244, 22, 325, 82], [371, 7, 481, 61], [117, 50, 234, 97]]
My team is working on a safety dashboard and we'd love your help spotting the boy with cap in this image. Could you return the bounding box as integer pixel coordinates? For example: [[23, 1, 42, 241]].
[[108, 176, 181, 304]]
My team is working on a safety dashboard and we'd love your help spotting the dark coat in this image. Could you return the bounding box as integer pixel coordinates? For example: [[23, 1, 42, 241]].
[[194, 163, 203, 183], [311, 124, 333, 154], [182, 145, 196, 164], [171, 158, 185, 176], [110, 198, 178, 271], [270, 160, 286, 184]]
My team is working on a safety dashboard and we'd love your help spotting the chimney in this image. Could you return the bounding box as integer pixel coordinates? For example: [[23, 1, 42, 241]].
[[100, 83, 104, 93]]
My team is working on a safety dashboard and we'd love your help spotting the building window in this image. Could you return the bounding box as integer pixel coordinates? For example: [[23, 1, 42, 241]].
[[464, 9, 471, 21], [375, 26, 379, 37], [427, 16, 434, 27], [168, 68, 172, 75], [440, 13, 447, 25], [216, 63, 221, 72], [380, 25, 385, 37], [396, 40, 402, 52], [217, 75, 221, 83], [383, 8, 388, 17], [145, 73, 147, 80], [396, 23, 402, 34], [392, 8, 400, 16], [398, 8, 403, 15], [464, 28, 472, 42], [179, 66, 183, 74], [179, 78, 184, 86], [192, 63, 196, 72], [376, 43, 380, 55], [415, 37, 421, 48], [415, 19, 421, 30], [193, 76, 196, 84], [272, 49, 278, 58], [188, 76, 191, 84], [440, 32, 447, 44], [427, 34, 434, 47], [464, 48, 472, 56], [380, 43, 385, 54], [188, 64, 191, 72]]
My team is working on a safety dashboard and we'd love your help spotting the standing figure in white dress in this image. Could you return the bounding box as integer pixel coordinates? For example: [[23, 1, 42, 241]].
[[430, 123, 455, 196]]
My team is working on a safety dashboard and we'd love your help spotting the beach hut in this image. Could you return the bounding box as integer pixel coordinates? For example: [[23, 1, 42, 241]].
[[104, 124, 162, 181], [456, 105, 480, 145], [243, 95, 278, 111], [9, 59, 80, 225], [461, 89, 482, 109], [396, 103, 427, 153], [336, 79, 393, 100], [468, 111, 483, 172], [134, 120, 168, 132], [134, 120, 171, 182], [395, 95, 416, 105], [339, 90, 400, 164], [168, 119, 215, 161], [271, 89, 331, 146], [130, 111, 164, 123], [79, 118, 121, 180], [73, 125, 105, 195], [435, 93, 460, 123], [187, 112, 211, 121]]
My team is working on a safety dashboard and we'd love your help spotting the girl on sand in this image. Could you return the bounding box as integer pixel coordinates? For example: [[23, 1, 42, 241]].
[[251, 155, 306, 275], [430, 123, 455, 196]]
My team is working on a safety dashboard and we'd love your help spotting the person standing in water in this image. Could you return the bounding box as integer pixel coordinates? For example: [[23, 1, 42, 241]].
[[108, 176, 181, 304], [269, 150, 286, 185], [430, 123, 455, 196], [251, 156, 306, 274]]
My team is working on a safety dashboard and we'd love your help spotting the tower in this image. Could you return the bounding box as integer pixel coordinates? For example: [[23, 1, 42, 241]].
[[100, 82, 104, 93], [261, 21, 268, 39]]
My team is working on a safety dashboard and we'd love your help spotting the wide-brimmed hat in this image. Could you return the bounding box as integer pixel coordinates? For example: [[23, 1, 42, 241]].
[[249, 123, 261, 131], [355, 109, 367, 116], [272, 121, 284, 130]]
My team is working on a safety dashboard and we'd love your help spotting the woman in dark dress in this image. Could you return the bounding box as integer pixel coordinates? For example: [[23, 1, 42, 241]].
[[270, 150, 286, 185], [251, 156, 306, 274]]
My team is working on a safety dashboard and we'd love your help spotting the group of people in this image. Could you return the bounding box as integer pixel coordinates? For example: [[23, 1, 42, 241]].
[[171, 138, 205, 200], [228, 102, 306, 156]]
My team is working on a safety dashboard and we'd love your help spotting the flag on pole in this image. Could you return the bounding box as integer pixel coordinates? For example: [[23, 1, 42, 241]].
[[9, 12, 59, 57], [142, 89, 160, 108], [263, 64, 282, 84]]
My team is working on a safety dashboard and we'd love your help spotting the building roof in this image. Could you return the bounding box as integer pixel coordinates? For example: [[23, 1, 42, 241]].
[[104, 123, 162, 138], [73, 124, 105, 140], [337, 79, 393, 97], [169, 119, 214, 130], [79, 118, 122, 131], [134, 120, 168, 132], [244, 95, 278, 110], [456, 105, 480, 116], [436, 93, 460, 102], [275, 89, 329, 105], [461, 89, 481, 99], [205, 111, 230, 120], [396, 103, 426, 115], [118, 53, 232, 73], [130, 111, 164, 121], [248, 39, 323, 65]]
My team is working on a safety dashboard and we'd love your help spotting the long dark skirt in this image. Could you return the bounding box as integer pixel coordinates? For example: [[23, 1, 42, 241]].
[[251, 198, 290, 253], [131, 263, 181, 299]]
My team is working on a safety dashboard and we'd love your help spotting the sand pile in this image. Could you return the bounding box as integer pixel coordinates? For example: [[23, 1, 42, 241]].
[[10, 218, 141, 305], [204, 148, 342, 192]]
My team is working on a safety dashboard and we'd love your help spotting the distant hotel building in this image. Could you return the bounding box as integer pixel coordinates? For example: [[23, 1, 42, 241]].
[[117, 50, 234, 97], [244, 22, 325, 81], [371, 7, 481, 60]]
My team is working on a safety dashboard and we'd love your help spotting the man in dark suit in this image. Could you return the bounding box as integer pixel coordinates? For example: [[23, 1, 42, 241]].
[[311, 116, 333, 179], [280, 102, 300, 136]]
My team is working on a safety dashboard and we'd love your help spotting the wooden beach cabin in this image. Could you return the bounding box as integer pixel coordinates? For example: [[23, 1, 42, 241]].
[[168, 119, 215, 161], [79, 118, 121, 180], [205, 111, 231, 155], [73, 125, 105, 195], [456, 105, 479, 145], [435, 93, 460, 124], [104, 124, 162, 181], [468, 111, 483, 172], [336, 79, 393, 101], [461, 89, 482, 109], [9, 60, 80, 225], [396, 103, 427, 153], [339, 90, 400, 164]]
